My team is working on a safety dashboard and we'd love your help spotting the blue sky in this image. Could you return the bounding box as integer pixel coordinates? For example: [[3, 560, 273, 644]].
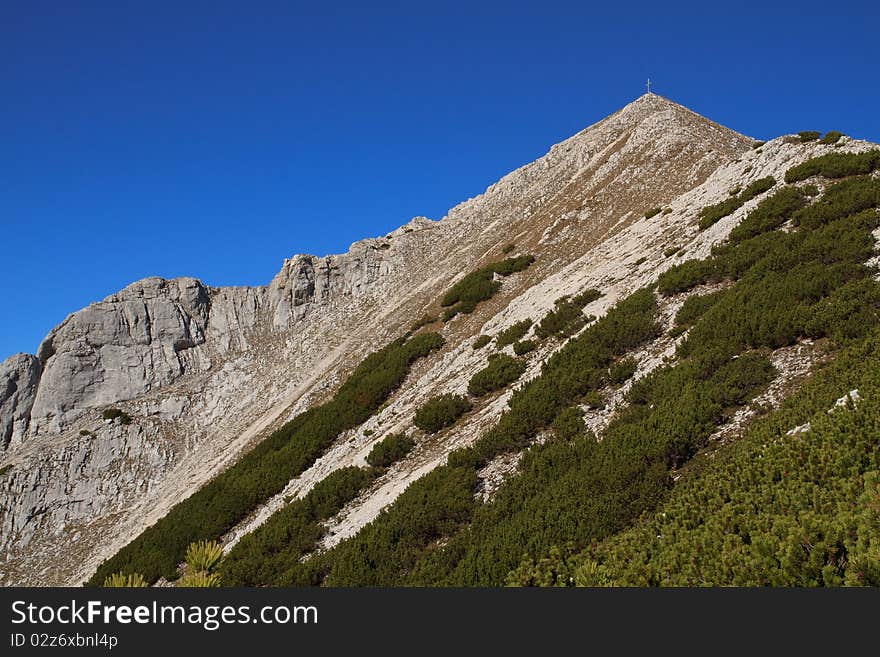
[[2, 1, 878, 360]]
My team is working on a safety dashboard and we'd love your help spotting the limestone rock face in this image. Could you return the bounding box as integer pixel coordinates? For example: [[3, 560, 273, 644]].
[[27, 277, 213, 435], [0, 354, 41, 451]]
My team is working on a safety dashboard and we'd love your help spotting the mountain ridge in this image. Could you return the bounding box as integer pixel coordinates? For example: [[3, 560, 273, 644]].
[[2, 95, 875, 585]]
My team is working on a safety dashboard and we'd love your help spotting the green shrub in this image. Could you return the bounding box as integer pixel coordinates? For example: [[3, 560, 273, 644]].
[[513, 340, 536, 355], [178, 571, 221, 587], [663, 246, 681, 258], [102, 572, 148, 588], [698, 177, 776, 229], [784, 150, 880, 183], [645, 207, 662, 219], [502, 243, 516, 254], [102, 408, 131, 424], [414, 394, 472, 433], [366, 433, 415, 468], [820, 131, 845, 145], [552, 407, 586, 441], [473, 335, 492, 350], [608, 358, 637, 385], [536, 289, 602, 338], [0, 464, 12, 477], [410, 315, 436, 332], [468, 354, 527, 397], [728, 186, 808, 244], [185, 540, 224, 573], [657, 259, 717, 296], [791, 176, 880, 230], [674, 289, 727, 327], [752, 141, 766, 149], [583, 390, 605, 410], [798, 130, 821, 142], [88, 332, 443, 586], [441, 256, 535, 320], [495, 320, 533, 347], [220, 466, 376, 586]]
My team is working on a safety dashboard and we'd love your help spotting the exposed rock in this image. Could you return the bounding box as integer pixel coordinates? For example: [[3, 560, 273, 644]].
[[0, 354, 41, 451]]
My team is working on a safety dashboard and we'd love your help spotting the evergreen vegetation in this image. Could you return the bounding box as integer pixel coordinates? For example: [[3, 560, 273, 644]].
[[413, 394, 472, 433], [820, 131, 845, 145], [535, 289, 602, 339], [220, 466, 376, 586], [513, 340, 536, 355], [797, 131, 821, 142], [468, 354, 527, 397], [441, 256, 535, 320], [366, 433, 415, 468], [495, 320, 532, 347], [645, 207, 662, 219], [281, 161, 880, 587], [473, 335, 492, 350], [698, 177, 776, 229], [511, 331, 880, 586], [88, 332, 444, 585], [102, 408, 131, 425], [784, 149, 880, 183], [102, 572, 148, 588]]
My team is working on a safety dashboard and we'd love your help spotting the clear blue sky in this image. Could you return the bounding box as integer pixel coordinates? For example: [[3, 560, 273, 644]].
[[2, 1, 878, 361]]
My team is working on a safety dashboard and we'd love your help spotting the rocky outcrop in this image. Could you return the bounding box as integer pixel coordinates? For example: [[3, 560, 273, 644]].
[[0, 354, 41, 451], [27, 277, 213, 435]]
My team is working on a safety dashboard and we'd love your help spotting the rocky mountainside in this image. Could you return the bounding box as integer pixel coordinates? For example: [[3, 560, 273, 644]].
[[1, 94, 877, 586]]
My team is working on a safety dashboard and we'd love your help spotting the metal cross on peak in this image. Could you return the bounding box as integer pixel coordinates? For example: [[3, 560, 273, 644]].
[[646, 78, 652, 94]]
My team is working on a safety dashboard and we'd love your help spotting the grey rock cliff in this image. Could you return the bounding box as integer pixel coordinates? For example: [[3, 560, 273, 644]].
[[0, 354, 41, 451], [28, 277, 213, 435]]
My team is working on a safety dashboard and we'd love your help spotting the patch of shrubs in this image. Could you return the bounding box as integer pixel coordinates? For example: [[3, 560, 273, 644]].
[[674, 289, 727, 328], [495, 320, 533, 347], [784, 149, 880, 183], [608, 357, 637, 385], [797, 131, 821, 142], [657, 259, 717, 296], [102, 408, 131, 425], [0, 464, 12, 477], [820, 131, 844, 145], [512, 340, 536, 356], [502, 243, 516, 254], [410, 315, 436, 332], [728, 186, 808, 244], [473, 335, 492, 350], [791, 176, 880, 230], [221, 466, 376, 586], [698, 177, 776, 229], [441, 255, 535, 320], [468, 354, 527, 397], [645, 207, 662, 219], [535, 289, 602, 338], [663, 246, 681, 258], [414, 394, 472, 434], [304, 168, 880, 587], [88, 331, 444, 585], [366, 433, 416, 468], [551, 406, 587, 441], [527, 330, 880, 586]]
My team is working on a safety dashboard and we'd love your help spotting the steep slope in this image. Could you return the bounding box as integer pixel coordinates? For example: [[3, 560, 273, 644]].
[[3, 94, 873, 586]]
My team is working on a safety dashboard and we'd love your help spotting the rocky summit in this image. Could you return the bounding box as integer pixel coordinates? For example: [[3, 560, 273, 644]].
[[2, 94, 879, 587]]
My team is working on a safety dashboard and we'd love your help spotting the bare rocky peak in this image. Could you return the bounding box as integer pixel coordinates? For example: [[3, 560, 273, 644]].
[[3, 94, 832, 585]]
